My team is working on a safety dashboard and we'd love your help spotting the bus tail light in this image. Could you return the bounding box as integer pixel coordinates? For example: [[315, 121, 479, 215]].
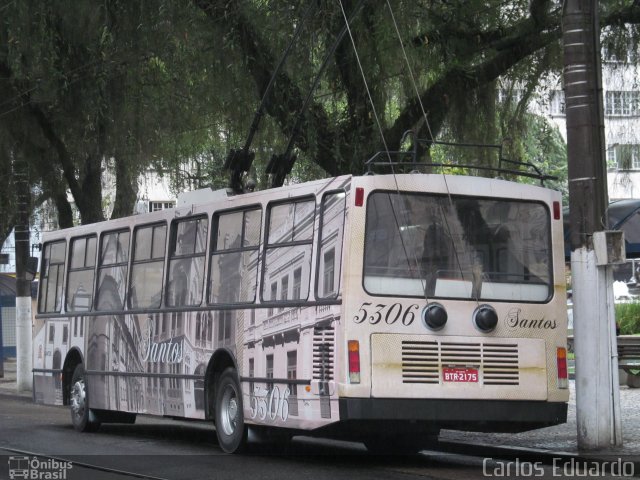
[[557, 347, 568, 389], [348, 340, 360, 384], [355, 188, 364, 207]]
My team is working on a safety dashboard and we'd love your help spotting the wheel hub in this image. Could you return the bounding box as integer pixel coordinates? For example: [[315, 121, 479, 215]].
[[71, 380, 86, 419], [221, 385, 239, 435]]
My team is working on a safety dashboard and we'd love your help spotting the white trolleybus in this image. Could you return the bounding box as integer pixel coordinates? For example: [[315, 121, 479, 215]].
[[33, 164, 569, 454]]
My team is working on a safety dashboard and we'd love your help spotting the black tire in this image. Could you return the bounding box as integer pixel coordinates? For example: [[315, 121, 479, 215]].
[[70, 364, 101, 432], [215, 368, 248, 453]]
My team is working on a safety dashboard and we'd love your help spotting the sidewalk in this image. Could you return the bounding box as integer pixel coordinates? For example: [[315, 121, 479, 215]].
[[441, 380, 640, 464], [1, 357, 638, 463]]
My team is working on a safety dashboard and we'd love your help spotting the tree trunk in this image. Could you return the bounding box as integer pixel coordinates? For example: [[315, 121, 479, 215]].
[[54, 193, 74, 229], [111, 154, 139, 219]]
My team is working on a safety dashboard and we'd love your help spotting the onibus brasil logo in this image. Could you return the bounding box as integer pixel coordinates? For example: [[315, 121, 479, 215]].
[[8, 456, 72, 480]]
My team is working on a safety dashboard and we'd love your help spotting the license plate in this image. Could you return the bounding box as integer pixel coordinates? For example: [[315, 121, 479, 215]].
[[442, 367, 479, 383]]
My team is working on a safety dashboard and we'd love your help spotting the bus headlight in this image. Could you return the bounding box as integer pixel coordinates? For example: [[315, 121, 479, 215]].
[[422, 303, 447, 330], [473, 304, 498, 332]]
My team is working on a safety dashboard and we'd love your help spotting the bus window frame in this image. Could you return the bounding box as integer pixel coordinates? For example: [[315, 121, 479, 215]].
[[94, 228, 131, 312], [38, 240, 67, 314], [314, 190, 347, 301], [207, 204, 263, 306], [165, 214, 209, 308], [65, 234, 97, 312], [128, 221, 168, 310], [261, 195, 316, 305], [361, 189, 555, 304]]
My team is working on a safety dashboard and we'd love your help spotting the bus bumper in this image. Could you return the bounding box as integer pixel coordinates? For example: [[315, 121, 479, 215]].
[[338, 398, 567, 433]]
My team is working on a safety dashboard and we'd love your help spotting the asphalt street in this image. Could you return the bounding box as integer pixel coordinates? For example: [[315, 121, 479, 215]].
[[0, 392, 637, 480]]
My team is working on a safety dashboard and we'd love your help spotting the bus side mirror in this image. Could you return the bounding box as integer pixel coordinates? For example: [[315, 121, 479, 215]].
[[26, 256, 39, 281]]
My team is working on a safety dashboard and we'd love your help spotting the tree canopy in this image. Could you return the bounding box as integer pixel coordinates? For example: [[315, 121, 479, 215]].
[[1, 0, 639, 244]]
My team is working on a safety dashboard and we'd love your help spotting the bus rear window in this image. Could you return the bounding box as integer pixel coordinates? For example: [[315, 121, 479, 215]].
[[363, 192, 552, 302]]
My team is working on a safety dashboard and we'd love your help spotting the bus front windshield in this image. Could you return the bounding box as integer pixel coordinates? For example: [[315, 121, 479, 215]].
[[363, 192, 552, 302]]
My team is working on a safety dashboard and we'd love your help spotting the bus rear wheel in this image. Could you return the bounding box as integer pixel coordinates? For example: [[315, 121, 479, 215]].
[[70, 364, 101, 433], [215, 368, 247, 453]]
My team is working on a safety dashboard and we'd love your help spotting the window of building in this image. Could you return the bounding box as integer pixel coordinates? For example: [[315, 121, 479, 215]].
[[268, 281, 277, 316], [293, 268, 302, 300], [281, 276, 289, 302], [287, 351, 298, 416], [167, 216, 208, 307], [149, 201, 175, 212], [550, 90, 565, 115], [615, 145, 640, 170], [497, 88, 525, 104], [38, 241, 66, 313], [280, 275, 288, 312], [209, 208, 261, 304], [217, 310, 233, 343], [96, 230, 130, 311], [66, 236, 96, 312], [602, 45, 639, 64], [48, 325, 55, 344], [266, 354, 274, 390], [62, 326, 68, 344], [263, 198, 314, 303], [605, 91, 640, 116], [317, 192, 345, 299], [323, 249, 335, 295], [249, 358, 255, 399], [129, 223, 167, 309]]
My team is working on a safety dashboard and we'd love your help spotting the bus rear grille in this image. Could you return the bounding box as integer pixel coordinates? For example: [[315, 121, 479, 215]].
[[401, 341, 439, 384], [401, 341, 519, 385], [482, 343, 519, 385]]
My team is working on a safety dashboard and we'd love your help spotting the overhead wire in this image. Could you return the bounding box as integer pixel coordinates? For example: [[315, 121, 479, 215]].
[[386, 0, 478, 305], [338, 0, 427, 297]]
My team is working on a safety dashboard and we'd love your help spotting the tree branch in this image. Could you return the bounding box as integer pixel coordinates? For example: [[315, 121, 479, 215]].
[[0, 61, 86, 212], [194, 0, 342, 175]]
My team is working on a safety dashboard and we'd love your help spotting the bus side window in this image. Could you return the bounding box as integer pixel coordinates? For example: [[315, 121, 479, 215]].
[[263, 198, 315, 304], [209, 208, 261, 304], [167, 216, 208, 307], [96, 229, 130, 311], [317, 191, 346, 299], [66, 236, 97, 312], [38, 241, 66, 313], [129, 223, 167, 309]]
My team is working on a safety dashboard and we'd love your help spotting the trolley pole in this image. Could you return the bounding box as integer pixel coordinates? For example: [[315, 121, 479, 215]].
[[14, 151, 32, 392], [563, 0, 622, 449]]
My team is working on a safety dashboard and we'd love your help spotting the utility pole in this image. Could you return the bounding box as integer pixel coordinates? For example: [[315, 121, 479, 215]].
[[563, 0, 622, 449], [14, 149, 32, 392]]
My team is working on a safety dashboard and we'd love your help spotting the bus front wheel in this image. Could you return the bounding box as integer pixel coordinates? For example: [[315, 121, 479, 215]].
[[70, 364, 101, 433], [215, 368, 248, 453]]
